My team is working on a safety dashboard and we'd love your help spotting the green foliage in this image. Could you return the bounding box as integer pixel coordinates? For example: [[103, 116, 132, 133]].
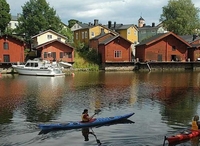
[[68, 19, 79, 28], [160, 0, 200, 35], [0, 0, 11, 34], [16, 0, 63, 42], [59, 27, 73, 43]]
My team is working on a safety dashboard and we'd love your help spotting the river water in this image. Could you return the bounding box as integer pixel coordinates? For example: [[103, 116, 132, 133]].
[[1, 71, 200, 146]]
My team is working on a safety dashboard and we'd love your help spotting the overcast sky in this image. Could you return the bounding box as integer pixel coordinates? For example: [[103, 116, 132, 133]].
[[6, 0, 200, 26]]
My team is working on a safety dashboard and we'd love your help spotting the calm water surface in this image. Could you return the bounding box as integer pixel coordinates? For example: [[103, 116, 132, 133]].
[[1, 71, 200, 146]]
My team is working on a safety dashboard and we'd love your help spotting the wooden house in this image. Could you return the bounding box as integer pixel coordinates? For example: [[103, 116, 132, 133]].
[[73, 19, 116, 46], [90, 33, 133, 68], [35, 39, 74, 63], [104, 21, 138, 44], [180, 35, 200, 61], [135, 32, 192, 62], [31, 29, 68, 48], [0, 35, 25, 63]]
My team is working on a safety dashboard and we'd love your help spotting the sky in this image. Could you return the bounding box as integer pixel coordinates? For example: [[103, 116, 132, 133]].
[[6, 0, 200, 26]]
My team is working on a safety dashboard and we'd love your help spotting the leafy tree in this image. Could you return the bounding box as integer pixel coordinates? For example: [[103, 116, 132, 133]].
[[59, 26, 73, 43], [68, 19, 79, 28], [160, 0, 200, 35], [16, 0, 63, 43], [0, 0, 11, 34]]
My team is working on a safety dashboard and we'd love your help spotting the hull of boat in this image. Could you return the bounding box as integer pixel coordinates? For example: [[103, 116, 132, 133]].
[[12, 65, 65, 76], [38, 112, 134, 131], [166, 129, 200, 144]]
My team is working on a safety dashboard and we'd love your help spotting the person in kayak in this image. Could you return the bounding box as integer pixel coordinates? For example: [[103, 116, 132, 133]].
[[81, 109, 96, 122], [192, 115, 200, 130]]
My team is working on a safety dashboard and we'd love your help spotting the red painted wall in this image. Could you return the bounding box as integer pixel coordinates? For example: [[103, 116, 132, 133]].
[[99, 37, 131, 63], [38, 41, 74, 62], [136, 35, 188, 62], [0, 36, 25, 63]]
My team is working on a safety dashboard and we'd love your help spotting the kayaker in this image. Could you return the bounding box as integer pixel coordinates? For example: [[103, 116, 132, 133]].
[[81, 109, 96, 122], [191, 115, 200, 130]]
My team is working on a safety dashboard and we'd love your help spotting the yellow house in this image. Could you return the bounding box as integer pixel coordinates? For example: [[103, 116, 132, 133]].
[[31, 29, 68, 48], [104, 22, 138, 44], [74, 19, 117, 46], [116, 24, 138, 44]]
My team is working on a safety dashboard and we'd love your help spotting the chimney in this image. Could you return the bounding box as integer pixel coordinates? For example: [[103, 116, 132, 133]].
[[114, 22, 116, 29], [193, 34, 198, 41], [108, 21, 112, 29], [94, 19, 98, 26], [152, 22, 155, 27], [100, 28, 105, 35]]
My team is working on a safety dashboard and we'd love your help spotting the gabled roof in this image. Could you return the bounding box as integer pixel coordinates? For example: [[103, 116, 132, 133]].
[[137, 32, 192, 47], [35, 39, 74, 50], [31, 29, 68, 40], [104, 24, 138, 31], [179, 35, 200, 44], [0, 34, 24, 43], [98, 33, 132, 45]]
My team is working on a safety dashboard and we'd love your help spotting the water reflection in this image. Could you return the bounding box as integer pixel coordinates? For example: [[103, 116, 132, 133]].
[[1, 71, 200, 145], [0, 75, 66, 123]]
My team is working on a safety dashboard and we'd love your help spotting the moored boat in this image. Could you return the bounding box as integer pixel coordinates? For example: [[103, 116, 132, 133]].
[[38, 112, 134, 131], [12, 58, 65, 76]]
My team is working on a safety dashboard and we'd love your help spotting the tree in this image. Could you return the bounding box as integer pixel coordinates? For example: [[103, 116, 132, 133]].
[[16, 0, 63, 43], [0, 0, 11, 34], [160, 0, 200, 35], [68, 19, 79, 28]]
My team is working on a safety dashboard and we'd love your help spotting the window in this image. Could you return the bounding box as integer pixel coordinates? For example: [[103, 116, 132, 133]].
[[57, 37, 61, 41], [52, 52, 56, 59], [82, 32, 84, 39], [63, 52, 72, 58], [151, 30, 156, 33], [91, 32, 95, 37], [3, 55, 10, 62], [44, 52, 47, 58], [114, 51, 122, 58], [141, 30, 146, 34], [172, 46, 176, 51], [76, 33, 78, 40], [127, 29, 130, 35], [47, 35, 52, 39], [85, 31, 88, 38], [3, 42, 9, 50], [60, 52, 64, 58]]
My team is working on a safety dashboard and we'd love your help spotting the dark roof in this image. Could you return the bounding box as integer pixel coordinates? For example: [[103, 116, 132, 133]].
[[139, 17, 144, 21], [179, 35, 200, 43], [0, 34, 24, 43], [104, 24, 138, 31], [137, 32, 191, 47], [99, 35, 119, 45]]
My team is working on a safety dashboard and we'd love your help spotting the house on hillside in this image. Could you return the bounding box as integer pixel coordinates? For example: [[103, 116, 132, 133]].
[[35, 39, 74, 63], [71, 22, 90, 31], [135, 32, 192, 62], [0, 35, 25, 63], [31, 29, 68, 48], [180, 34, 200, 61], [7, 14, 20, 30], [137, 17, 167, 42], [73, 19, 117, 46], [90, 32, 133, 70], [104, 21, 139, 44]]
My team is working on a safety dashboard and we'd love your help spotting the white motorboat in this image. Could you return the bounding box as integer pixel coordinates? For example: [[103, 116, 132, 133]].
[[58, 61, 72, 68], [12, 58, 65, 76]]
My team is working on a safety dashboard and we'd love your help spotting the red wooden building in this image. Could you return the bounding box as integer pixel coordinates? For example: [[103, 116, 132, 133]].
[[135, 32, 192, 62], [90, 33, 132, 63], [188, 38, 200, 61], [35, 39, 74, 63], [0, 35, 25, 63]]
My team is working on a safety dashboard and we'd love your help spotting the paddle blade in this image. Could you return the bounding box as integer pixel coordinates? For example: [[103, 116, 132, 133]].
[[94, 109, 101, 114]]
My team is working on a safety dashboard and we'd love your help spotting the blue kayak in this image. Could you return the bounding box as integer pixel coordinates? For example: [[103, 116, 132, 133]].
[[38, 112, 134, 131]]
